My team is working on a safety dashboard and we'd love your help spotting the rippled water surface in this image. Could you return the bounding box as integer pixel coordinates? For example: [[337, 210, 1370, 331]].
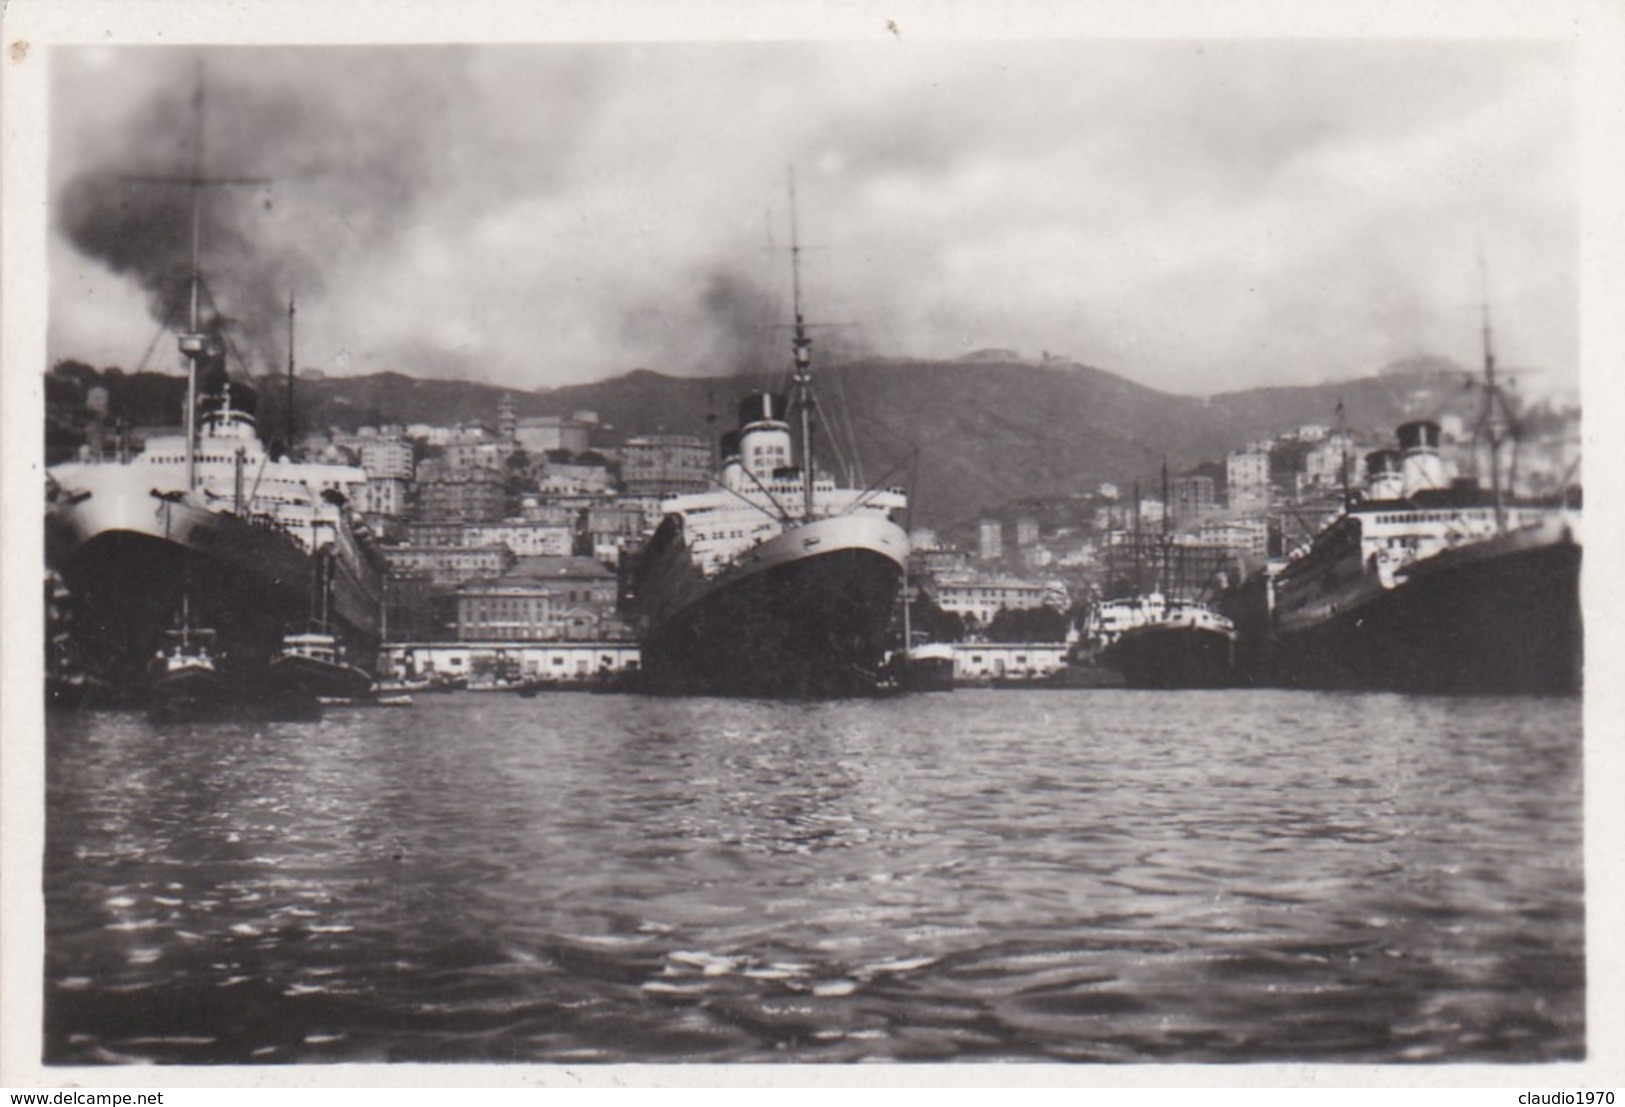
[[45, 689, 1583, 1064]]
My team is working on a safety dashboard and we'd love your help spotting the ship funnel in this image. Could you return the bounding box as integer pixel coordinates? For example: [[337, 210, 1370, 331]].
[[1396, 419, 1446, 496], [1365, 448, 1404, 500], [738, 392, 788, 429]]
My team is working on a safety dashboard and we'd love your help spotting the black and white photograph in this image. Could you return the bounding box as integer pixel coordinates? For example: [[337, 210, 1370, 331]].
[[2, 0, 1621, 1088]]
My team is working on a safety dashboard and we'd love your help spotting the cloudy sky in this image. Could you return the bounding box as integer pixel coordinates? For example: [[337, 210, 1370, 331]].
[[47, 39, 1577, 396]]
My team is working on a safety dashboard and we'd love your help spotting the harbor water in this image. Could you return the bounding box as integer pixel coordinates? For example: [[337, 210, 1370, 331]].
[[44, 689, 1584, 1064]]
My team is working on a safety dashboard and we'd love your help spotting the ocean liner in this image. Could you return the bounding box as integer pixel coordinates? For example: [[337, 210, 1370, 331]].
[[1224, 309, 1581, 696], [45, 97, 384, 696], [46, 354, 386, 694], [623, 206, 909, 696]]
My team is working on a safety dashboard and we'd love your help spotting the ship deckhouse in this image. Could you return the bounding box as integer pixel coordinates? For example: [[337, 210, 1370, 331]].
[[658, 389, 907, 576]]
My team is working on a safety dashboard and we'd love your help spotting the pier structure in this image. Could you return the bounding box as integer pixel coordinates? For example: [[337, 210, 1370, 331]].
[[948, 642, 1068, 683], [380, 640, 640, 683]]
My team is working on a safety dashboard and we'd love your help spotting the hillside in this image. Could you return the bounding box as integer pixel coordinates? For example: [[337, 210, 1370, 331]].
[[56, 354, 1486, 529]]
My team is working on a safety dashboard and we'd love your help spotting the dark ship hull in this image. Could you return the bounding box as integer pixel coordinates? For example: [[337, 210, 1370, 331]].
[[46, 489, 383, 694], [268, 654, 375, 701], [1104, 624, 1236, 690], [1240, 519, 1580, 695], [632, 513, 908, 698]]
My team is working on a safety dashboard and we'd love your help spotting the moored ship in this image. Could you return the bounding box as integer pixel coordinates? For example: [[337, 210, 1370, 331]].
[[1090, 464, 1237, 689], [623, 204, 909, 696], [1228, 420, 1580, 695], [1222, 284, 1581, 697], [47, 366, 387, 695], [1096, 593, 1237, 690], [45, 90, 384, 698]]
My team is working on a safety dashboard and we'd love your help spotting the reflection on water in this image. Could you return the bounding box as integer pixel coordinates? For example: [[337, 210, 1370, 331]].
[[45, 689, 1583, 1063]]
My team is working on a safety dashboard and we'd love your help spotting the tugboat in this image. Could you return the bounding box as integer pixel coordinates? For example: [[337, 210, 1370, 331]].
[[269, 549, 375, 701], [146, 600, 227, 722], [623, 185, 910, 697]]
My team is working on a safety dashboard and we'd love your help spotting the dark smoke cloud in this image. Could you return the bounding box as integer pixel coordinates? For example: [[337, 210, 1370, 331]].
[[48, 42, 1575, 399], [54, 47, 474, 370], [698, 268, 784, 378]]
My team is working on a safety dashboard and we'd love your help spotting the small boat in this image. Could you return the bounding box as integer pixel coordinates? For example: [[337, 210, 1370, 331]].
[[271, 628, 375, 701], [147, 606, 228, 722], [882, 642, 956, 692]]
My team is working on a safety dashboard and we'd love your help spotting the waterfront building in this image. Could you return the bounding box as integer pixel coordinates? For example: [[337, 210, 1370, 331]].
[[380, 640, 641, 682], [455, 556, 619, 641], [950, 642, 1068, 682], [620, 434, 712, 497], [930, 576, 1063, 625]]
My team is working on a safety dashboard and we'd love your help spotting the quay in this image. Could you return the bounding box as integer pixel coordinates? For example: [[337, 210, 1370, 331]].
[[380, 641, 641, 684], [946, 642, 1069, 684]]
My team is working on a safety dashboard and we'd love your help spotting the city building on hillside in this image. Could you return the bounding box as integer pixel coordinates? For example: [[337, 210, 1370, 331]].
[[1170, 474, 1217, 524], [912, 547, 971, 578], [514, 414, 591, 455], [617, 494, 668, 530], [1227, 450, 1272, 513], [417, 467, 507, 523], [1196, 518, 1270, 559], [465, 522, 574, 558], [445, 439, 516, 471], [1286, 424, 1330, 443], [539, 459, 614, 495], [359, 438, 414, 481], [1015, 516, 1039, 548], [929, 577, 1065, 625], [1300, 432, 1356, 494], [382, 544, 513, 587], [978, 519, 1004, 561], [518, 499, 581, 527], [621, 434, 712, 496], [1101, 530, 1242, 598], [907, 526, 942, 551], [404, 521, 467, 548], [356, 476, 410, 522]]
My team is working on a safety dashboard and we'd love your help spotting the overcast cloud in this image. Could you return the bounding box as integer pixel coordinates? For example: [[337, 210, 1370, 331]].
[[47, 41, 1576, 396]]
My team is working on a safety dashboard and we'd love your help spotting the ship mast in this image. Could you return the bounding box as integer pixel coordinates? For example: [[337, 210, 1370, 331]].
[[124, 64, 270, 490], [788, 171, 817, 520], [1479, 254, 1506, 533], [286, 294, 297, 455], [1160, 457, 1172, 597]]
